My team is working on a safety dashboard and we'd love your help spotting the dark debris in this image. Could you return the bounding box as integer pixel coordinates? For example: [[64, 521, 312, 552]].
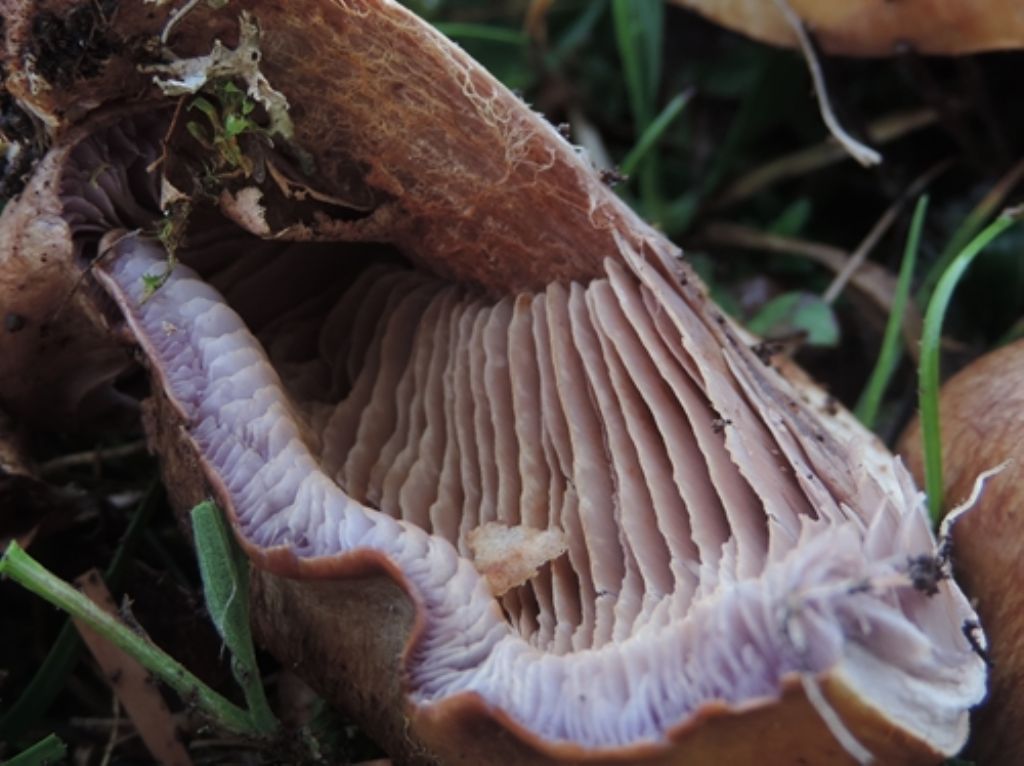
[[27, 0, 121, 90]]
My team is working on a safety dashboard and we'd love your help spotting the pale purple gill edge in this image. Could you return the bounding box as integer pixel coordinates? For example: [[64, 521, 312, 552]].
[[89, 232, 988, 754]]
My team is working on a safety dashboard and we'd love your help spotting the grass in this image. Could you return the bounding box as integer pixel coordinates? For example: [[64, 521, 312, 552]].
[[2, 1, 1023, 762], [612, 0, 666, 214], [917, 210, 1022, 522], [2, 734, 67, 766], [0, 501, 276, 739], [619, 89, 692, 179], [855, 195, 929, 430], [0, 481, 161, 742]]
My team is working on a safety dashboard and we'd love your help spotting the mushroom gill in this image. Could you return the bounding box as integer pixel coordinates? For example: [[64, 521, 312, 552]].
[[0, 1, 987, 763]]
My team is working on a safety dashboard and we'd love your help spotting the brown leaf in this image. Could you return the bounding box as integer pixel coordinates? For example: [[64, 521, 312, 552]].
[[72, 569, 193, 766]]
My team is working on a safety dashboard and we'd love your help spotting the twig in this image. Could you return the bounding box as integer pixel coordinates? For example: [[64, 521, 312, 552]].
[[146, 95, 188, 176], [772, 0, 881, 167], [161, 0, 204, 46], [702, 222, 849, 267], [822, 160, 952, 304], [38, 440, 149, 477], [524, 0, 554, 45], [51, 228, 143, 323], [97, 696, 122, 766], [712, 109, 937, 209]]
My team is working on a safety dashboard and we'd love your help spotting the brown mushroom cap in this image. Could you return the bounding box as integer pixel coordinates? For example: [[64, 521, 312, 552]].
[[0, 108, 158, 425], [670, 0, 1024, 56], [1, 1, 987, 763], [899, 338, 1024, 765]]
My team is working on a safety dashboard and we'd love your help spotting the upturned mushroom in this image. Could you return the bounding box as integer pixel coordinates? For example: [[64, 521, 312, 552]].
[[0, 1, 987, 763]]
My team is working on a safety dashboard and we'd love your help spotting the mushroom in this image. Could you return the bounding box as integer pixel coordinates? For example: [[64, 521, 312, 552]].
[[0, 1, 986, 763], [900, 338, 1024, 765], [669, 0, 1024, 56]]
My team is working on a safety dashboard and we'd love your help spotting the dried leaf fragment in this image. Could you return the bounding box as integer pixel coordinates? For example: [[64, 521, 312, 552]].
[[467, 522, 568, 597], [144, 12, 293, 138]]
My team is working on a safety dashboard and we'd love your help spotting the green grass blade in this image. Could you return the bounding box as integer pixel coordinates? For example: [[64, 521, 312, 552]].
[[917, 159, 1024, 304], [2, 733, 67, 766], [917, 213, 991, 307], [613, 0, 665, 213], [619, 90, 692, 178], [550, 0, 609, 68], [434, 22, 528, 47], [612, 0, 662, 128], [0, 481, 161, 741], [664, 49, 776, 236], [106, 481, 163, 583], [855, 195, 929, 429], [919, 210, 1022, 522], [191, 500, 278, 732], [0, 541, 259, 737], [0, 623, 80, 746]]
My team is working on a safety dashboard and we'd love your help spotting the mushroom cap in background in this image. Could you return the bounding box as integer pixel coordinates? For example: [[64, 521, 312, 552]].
[[0, 1, 987, 763], [670, 0, 1024, 56], [900, 338, 1024, 766]]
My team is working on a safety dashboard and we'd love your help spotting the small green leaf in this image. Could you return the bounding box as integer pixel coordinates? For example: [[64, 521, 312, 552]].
[[141, 271, 170, 298], [220, 81, 244, 97], [186, 120, 212, 149], [748, 292, 840, 347], [191, 501, 278, 731], [224, 114, 254, 139], [189, 95, 221, 126], [769, 198, 813, 237]]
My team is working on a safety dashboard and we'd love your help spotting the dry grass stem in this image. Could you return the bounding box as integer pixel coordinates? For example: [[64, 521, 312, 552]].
[[771, 0, 881, 166], [713, 109, 938, 208], [822, 161, 952, 304]]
